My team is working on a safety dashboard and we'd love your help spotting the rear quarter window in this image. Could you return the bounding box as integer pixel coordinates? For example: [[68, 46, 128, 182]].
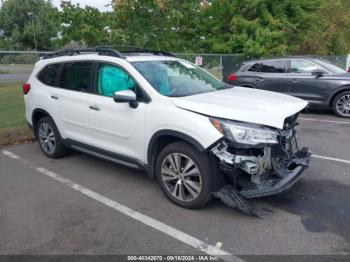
[[247, 63, 260, 72], [37, 63, 60, 86]]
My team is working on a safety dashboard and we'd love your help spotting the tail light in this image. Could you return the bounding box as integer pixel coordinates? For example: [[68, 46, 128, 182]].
[[22, 83, 31, 94], [227, 73, 237, 81]]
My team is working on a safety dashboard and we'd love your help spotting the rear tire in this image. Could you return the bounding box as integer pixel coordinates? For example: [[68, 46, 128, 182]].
[[36, 116, 68, 158], [155, 142, 213, 209], [332, 91, 350, 118]]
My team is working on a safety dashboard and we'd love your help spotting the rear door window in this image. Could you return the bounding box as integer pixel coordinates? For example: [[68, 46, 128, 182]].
[[37, 63, 60, 86], [260, 61, 286, 73], [58, 62, 93, 92]]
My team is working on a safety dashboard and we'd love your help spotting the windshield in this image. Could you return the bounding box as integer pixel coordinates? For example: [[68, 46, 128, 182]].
[[315, 59, 346, 74], [131, 60, 230, 97]]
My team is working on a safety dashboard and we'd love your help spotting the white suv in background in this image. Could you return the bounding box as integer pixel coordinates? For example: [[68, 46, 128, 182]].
[[23, 47, 311, 214]]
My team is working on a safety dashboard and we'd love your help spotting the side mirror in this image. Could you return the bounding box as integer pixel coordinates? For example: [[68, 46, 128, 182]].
[[113, 90, 138, 108], [311, 70, 324, 77]]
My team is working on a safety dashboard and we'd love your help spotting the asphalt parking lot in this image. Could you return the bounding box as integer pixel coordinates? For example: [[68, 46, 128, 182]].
[[0, 110, 349, 260]]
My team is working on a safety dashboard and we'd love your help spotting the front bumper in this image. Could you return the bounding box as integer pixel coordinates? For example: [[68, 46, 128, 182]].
[[240, 147, 311, 198], [212, 144, 311, 216]]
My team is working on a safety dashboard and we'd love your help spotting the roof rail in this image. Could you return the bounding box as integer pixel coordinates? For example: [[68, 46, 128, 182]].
[[42, 46, 176, 60], [122, 50, 177, 57], [42, 47, 125, 60], [97, 45, 177, 57]]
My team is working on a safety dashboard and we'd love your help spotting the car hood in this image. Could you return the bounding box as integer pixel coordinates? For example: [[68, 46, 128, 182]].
[[171, 87, 308, 129]]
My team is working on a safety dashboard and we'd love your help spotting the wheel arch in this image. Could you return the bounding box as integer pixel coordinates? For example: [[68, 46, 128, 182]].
[[146, 130, 206, 178], [329, 86, 350, 107], [32, 108, 54, 138]]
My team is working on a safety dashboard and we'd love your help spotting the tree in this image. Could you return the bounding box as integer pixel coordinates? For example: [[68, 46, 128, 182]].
[[0, 0, 59, 50], [203, 0, 321, 57], [297, 0, 350, 55], [57, 1, 112, 47], [110, 0, 205, 52], [1, 0, 349, 56]]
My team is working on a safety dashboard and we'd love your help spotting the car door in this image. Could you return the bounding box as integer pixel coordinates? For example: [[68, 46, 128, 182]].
[[50, 61, 95, 144], [286, 59, 330, 104], [88, 62, 147, 162], [255, 60, 289, 94]]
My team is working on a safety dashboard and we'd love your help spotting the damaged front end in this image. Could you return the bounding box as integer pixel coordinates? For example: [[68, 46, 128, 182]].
[[210, 114, 311, 215]]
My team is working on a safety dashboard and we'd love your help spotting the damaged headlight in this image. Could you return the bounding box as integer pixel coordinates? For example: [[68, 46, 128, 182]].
[[210, 118, 278, 145]]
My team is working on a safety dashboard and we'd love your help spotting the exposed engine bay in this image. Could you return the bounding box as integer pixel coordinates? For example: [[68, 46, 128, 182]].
[[210, 114, 311, 216]]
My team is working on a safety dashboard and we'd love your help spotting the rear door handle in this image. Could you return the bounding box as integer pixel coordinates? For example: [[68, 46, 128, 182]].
[[89, 105, 100, 111], [291, 79, 299, 83], [255, 78, 264, 82], [50, 95, 59, 100]]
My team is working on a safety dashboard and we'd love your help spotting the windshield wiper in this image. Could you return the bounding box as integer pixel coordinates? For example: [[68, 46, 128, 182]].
[[217, 84, 233, 90], [169, 85, 233, 97]]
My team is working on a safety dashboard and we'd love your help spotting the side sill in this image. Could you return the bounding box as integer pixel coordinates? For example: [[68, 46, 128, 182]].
[[63, 139, 148, 173]]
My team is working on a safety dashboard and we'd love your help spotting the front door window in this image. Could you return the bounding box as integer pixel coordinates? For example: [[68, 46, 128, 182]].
[[97, 64, 136, 97]]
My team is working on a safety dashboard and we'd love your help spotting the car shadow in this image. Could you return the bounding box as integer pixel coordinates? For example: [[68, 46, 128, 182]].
[[302, 107, 334, 116]]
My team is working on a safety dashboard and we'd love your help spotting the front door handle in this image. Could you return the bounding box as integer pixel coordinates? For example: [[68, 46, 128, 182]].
[[50, 95, 59, 100], [89, 105, 100, 111], [291, 79, 299, 83]]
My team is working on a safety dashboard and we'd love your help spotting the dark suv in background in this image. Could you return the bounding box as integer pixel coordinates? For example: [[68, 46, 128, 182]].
[[227, 57, 350, 118]]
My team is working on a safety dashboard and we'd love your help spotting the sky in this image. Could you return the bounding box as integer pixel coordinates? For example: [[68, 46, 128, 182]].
[[51, 0, 113, 11]]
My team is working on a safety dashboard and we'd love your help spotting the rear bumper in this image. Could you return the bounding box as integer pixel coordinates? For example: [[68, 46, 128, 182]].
[[240, 148, 311, 198]]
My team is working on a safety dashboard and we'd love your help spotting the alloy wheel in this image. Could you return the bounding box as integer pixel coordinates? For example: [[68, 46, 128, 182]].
[[161, 153, 202, 202], [38, 122, 56, 155], [336, 94, 350, 116]]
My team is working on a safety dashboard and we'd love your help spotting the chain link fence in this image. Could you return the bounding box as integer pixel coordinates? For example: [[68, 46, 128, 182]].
[[0, 51, 349, 145], [176, 53, 251, 80]]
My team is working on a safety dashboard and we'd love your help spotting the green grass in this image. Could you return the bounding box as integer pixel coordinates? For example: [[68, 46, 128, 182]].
[[0, 70, 10, 74], [0, 81, 33, 145]]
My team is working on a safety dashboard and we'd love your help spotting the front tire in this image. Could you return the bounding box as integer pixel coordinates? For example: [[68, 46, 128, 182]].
[[36, 116, 68, 158], [155, 142, 212, 209], [332, 91, 350, 118]]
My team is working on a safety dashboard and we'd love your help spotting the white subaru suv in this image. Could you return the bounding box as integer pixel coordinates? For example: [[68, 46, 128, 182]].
[[24, 47, 311, 214]]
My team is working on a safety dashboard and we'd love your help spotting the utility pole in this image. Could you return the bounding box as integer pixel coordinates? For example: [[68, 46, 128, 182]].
[[26, 0, 38, 51]]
